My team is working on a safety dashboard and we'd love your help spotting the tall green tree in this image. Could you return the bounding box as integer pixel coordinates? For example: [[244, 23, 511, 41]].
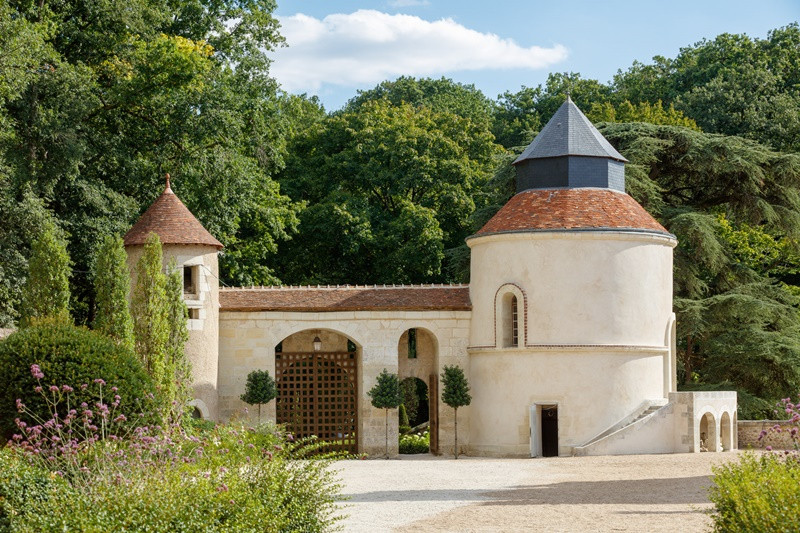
[[165, 257, 191, 420], [131, 233, 169, 389], [93, 235, 134, 351], [442, 365, 471, 459], [368, 369, 402, 458], [19, 222, 71, 327]]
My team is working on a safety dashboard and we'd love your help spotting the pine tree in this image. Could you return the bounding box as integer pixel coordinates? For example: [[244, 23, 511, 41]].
[[131, 233, 169, 401], [368, 369, 402, 458], [93, 235, 134, 351], [20, 222, 71, 327], [240, 369, 277, 424], [442, 365, 471, 459], [165, 257, 191, 421]]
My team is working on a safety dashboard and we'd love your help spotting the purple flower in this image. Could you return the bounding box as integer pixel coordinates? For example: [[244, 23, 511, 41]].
[[15, 399, 24, 412], [111, 386, 118, 393], [94, 378, 106, 386], [766, 445, 773, 451], [80, 384, 88, 391], [49, 385, 59, 393], [217, 484, 228, 492], [30, 365, 44, 380], [61, 385, 73, 393], [34, 386, 43, 393]]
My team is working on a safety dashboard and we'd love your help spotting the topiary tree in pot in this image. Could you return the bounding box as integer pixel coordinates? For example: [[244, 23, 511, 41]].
[[368, 369, 401, 458], [442, 365, 471, 459], [240, 369, 277, 424]]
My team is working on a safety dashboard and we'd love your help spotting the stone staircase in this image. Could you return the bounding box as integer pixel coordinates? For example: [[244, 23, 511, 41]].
[[573, 399, 672, 456]]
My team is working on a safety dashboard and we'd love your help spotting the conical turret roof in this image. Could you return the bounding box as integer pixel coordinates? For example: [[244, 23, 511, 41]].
[[123, 176, 223, 249], [513, 96, 627, 164]]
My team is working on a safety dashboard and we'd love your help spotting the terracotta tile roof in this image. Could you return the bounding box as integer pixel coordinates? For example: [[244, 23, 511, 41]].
[[219, 285, 471, 312], [475, 188, 670, 236], [124, 178, 223, 249]]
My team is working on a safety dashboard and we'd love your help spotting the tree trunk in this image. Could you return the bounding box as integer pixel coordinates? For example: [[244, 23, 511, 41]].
[[258, 403, 262, 424], [684, 335, 694, 385], [454, 407, 458, 459], [385, 408, 389, 459]]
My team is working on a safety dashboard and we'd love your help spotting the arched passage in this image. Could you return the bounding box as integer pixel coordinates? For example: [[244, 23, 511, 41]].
[[274, 329, 359, 453], [398, 327, 439, 454], [699, 412, 718, 452], [720, 411, 733, 451]]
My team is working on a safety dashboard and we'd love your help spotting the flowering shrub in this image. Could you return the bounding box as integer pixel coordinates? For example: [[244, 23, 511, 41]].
[[399, 429, 429, 454], [0, 323, 156, 438], [0, 366, 345, 532], [708, 395, 800, 532]]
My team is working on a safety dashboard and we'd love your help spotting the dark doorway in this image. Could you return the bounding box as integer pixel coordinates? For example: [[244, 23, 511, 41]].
[[541, 406, 558, 457]]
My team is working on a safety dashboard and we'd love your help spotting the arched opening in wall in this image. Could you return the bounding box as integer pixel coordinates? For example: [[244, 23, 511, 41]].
[[398, 327, 439, 454], [274, 329, 359, 454], [496, 285, 524, 348], [699, 412, 718, 452], [720, 411, 733, 451]]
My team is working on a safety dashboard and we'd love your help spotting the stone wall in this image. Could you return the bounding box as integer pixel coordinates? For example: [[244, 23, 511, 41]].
[[738, 421, 799, 450], [217, 309, 471, 457]]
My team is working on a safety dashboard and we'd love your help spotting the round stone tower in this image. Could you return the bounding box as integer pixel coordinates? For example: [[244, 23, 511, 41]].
[[466, 98, 677, 457], [123, 175, 223, 420]]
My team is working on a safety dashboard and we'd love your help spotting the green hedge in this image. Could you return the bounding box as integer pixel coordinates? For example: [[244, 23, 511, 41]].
[[708, 452, 800, 532], [399, 430, 429, 454], [0, 323, 156, 438]]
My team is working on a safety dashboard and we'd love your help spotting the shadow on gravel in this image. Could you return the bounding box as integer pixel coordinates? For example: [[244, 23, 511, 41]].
[[482, 476, 712, 506], [342, 489, 492, 503]]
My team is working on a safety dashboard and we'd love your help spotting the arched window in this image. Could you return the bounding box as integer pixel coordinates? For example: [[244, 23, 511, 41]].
[[495, 284, 525, 348], [511, 295, 518, 347]]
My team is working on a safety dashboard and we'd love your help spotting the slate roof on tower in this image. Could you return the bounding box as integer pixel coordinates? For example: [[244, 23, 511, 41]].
[[513, 96, 627, 164], [124, 176, 223, 249]]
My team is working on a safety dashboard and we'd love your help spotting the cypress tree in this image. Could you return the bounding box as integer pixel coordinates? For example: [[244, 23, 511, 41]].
[[165, 257, 191, 420], [442, 365, 471, 459], [93, 235, 134, 351], [240, 369, 277, 423], [20, 222, 71, 327], [131, 233, 169, 397], [368, 369, 402, 458]]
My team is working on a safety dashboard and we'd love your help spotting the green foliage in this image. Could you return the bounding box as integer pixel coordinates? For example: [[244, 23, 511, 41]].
[[368, 369, 402, 410], [0, 424, 343, 532], [19, 222, 71, 327], [164, 257, 191, 419], [0, 323, 155, 438], [398, 403, 410, 433], [399, 430, 429, 454], [586, 100, 700, 130], [442, 365, 471, 409], [708, 453, 800, 532], [240, 369, 277, 422], [131, 233, 169, 382], [92, 235, 134, 351], [400, 377, 420, 425], [277, 94, 502, 284]]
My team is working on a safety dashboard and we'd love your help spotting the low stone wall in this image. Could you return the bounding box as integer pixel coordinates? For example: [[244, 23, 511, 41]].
[[738, 420, 798, 450]]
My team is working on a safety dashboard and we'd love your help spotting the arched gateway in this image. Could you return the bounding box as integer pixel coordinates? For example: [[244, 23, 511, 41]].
[[274, 330, 359, 453]]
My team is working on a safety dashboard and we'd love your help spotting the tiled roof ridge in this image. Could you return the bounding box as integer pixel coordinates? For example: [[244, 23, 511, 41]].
[[220, 283, 470, 291]]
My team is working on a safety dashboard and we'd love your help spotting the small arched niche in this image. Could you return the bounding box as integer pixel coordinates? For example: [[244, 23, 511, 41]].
[[720, 411, 733, 451], [699, 412, 718, 452], [495, 284, 525, 348]]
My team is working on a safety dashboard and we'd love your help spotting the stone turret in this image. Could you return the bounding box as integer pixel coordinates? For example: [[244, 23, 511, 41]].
[[124, 175, 222, 420]]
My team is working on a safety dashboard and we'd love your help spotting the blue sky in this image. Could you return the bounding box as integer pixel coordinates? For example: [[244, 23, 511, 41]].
[[270, 0, 799, 110]]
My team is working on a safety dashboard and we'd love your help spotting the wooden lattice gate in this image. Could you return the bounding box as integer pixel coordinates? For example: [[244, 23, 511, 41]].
[[275, 352, 358, 453]]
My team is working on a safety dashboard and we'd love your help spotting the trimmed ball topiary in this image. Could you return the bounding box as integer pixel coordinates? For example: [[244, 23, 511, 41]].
[[0, 323, 157, 438]]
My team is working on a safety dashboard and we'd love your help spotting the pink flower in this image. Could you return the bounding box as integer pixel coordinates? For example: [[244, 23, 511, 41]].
[[94, 379, 106, 386], [49, 385, 59, 393], [766, 445, 773, 451], [61, 385, 73, 393], [30, 365, 44, 380], [15, 399, 24, 412], [34, 386, 43, 393]]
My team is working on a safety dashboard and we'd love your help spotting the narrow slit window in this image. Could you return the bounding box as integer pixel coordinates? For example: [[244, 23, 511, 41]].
[[511, 295, 519, 347], [183, 266, 199, 295], [408, 328, 417, 359]]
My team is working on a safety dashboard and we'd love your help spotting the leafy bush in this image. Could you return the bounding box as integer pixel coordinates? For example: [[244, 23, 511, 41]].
[[399, 430, 429, 454], [0, 323, 156, 437], [1, 422, 344, 532], [708, 453, 800, 532]]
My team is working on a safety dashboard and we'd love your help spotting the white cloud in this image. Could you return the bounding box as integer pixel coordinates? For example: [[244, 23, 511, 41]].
[[388, 0, 430, 7], [271, 10, 568, 92]]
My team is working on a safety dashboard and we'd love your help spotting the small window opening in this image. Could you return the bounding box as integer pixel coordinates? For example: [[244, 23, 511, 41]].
[[187, 308, 200, 320], [191, 406, 203, 419], [183, 265, 199, 295], [347, 339, 357, 353], [408, 328, 417, 358], [511, 295, 519, 347]]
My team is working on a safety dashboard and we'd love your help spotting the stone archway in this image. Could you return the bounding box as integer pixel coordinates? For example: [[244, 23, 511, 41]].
[[699, 412, 718, 452], [720, 411, 733, 451], [398, 327, 439, 454], [274, 329, 359, 453]]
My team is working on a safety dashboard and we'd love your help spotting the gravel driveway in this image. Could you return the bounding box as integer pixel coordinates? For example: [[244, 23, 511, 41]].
[[334, 452, 741, 532]]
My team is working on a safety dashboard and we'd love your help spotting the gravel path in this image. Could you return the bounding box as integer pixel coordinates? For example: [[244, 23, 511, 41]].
[[334, 452, 741, 532]]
